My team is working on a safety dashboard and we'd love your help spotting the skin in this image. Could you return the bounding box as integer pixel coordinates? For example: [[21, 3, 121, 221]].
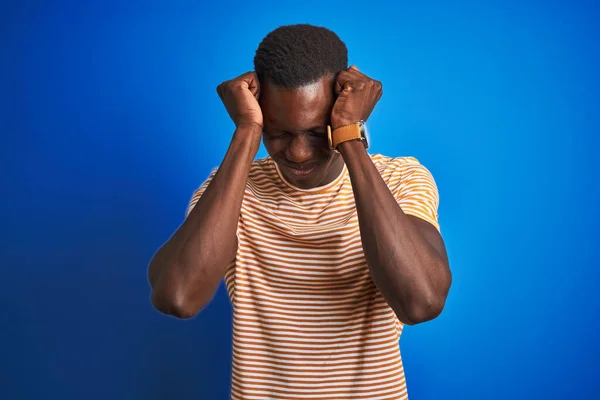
[[148, 67, 452, 324], [260, 76, 344, 189]]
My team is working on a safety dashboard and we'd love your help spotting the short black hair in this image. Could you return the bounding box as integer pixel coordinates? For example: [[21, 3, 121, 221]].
[[254, 24, 348, 88]]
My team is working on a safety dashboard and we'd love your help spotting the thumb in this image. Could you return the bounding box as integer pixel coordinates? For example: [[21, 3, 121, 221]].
[[349, 65, 359, 72]]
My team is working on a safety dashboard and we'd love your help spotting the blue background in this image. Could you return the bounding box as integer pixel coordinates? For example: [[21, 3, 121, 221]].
[[2, 0, 599, 399]]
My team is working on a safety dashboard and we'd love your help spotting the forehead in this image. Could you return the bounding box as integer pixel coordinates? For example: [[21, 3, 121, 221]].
[[260, 77, 335, 130]]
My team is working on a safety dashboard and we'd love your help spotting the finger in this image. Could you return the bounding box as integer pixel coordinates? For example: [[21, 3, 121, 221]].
[[247, 72, 261, 98], [334, 75, 344, 95], [335, 70, 354, 94], [349, 65, 359, 72], [248, 83, 260, 100]]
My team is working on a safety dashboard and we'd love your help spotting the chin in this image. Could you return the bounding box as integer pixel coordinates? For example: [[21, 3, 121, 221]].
[[275, 152, 338, 189], [283, 162, 326, 189], [289, 170, 323, 189]]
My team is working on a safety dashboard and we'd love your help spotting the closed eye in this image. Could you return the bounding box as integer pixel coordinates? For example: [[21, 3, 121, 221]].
[[267, 132, 290, 139]]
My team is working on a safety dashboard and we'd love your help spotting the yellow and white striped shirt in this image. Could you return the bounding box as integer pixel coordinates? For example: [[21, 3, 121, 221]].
[[187, 153, 440, 400]]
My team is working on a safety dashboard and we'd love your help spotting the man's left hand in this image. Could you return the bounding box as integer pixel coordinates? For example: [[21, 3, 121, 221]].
[[331, 66, 383, 130]]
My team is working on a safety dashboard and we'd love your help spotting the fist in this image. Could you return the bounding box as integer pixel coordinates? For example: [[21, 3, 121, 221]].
[[331, 66, 383, 130], [216, 71, 263, 129]]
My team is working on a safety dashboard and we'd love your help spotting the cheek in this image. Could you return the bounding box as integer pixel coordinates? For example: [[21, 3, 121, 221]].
[[316, 138, 332, 154], [262, 137, 284, 156]]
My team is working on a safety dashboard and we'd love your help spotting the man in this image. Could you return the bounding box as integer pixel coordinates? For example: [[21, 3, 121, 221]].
[[148, 24, 451, 400]]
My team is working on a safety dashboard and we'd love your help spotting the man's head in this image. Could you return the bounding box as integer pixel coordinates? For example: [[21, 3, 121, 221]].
[[254, 24, 348, 189]]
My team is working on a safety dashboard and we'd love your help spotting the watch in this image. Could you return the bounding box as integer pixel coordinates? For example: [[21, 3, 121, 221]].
[[327, 120, 370, 150]]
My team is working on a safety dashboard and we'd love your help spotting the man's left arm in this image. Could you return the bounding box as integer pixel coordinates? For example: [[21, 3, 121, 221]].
[[331, 66, 451, 325], [339, 141, 451, 325]]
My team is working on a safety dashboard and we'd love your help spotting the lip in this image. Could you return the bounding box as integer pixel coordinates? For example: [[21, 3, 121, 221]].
[[284, 163, 319, 177]]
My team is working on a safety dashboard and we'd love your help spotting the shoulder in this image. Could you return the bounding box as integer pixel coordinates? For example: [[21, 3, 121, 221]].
[[248, 156, 277, 181], [196, 157, 277, 191], [250, 156, 275, 173], [371, 153, 439, 200], [246, 157, 281, 192], [372, 154, 441, 230], [369, 153, 431, 178], [369, 153, 421, 166]]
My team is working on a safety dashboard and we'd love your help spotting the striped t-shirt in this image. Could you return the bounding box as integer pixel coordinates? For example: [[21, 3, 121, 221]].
[[187, 153, 440, 400]]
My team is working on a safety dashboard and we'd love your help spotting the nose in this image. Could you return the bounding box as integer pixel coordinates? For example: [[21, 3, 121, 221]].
[[285, 134, 315, 164]]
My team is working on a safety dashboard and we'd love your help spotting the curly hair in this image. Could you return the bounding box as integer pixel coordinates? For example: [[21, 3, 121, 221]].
[[254, 24, 348, 88]]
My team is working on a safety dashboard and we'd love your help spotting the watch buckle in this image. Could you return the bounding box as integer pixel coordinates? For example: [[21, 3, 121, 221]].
[[327, 125, 335, 150]]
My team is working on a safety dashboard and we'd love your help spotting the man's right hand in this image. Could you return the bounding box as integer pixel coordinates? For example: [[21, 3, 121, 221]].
[[216, 72, 263, 130]]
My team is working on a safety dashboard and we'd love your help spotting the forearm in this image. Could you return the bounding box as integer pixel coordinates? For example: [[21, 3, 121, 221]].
[[339, 141, 449, 324], [149, 124, 262, 317]]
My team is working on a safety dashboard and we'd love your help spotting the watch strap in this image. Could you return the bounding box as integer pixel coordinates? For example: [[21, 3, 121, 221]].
[[327, 123, 363, 149]]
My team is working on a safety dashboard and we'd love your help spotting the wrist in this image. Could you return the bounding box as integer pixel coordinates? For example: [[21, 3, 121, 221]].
[[328, 120, 369, 151], [236, 121, 263, 135], [337, 139, 366, 155], [231, 125, 262, 155], [331, 119, 354, 131]]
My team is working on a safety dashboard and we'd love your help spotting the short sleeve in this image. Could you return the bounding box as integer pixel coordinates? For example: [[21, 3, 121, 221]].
[[185, 167, 218, 217], [393, 158, 441, 232]]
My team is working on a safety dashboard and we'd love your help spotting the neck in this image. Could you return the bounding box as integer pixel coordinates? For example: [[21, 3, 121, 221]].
[[319, 152, 345, 186]]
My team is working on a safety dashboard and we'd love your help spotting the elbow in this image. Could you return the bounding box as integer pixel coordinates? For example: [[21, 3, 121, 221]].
[[150, 282, 206, 320], [403, 265, 452, 325], [148, 256, 212, 319], [400, 275, 451, 325], [401, 295, 447, 325]]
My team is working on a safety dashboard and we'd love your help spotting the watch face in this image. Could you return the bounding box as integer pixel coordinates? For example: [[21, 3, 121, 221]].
[[360, 121, 370, 149]]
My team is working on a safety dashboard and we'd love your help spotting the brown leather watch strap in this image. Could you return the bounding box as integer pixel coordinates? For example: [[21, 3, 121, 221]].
[[327, 123, 362, 149]]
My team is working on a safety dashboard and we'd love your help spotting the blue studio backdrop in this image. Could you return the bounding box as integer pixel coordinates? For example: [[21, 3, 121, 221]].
[[2, 1, 599, 399]]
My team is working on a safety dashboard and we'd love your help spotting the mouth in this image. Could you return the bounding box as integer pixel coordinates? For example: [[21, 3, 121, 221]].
[[283, 163, 320, 178]]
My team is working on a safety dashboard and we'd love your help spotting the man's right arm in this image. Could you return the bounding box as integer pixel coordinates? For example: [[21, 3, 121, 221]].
[[148, 124, 261, 318], [148, 71, 263, 319]]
